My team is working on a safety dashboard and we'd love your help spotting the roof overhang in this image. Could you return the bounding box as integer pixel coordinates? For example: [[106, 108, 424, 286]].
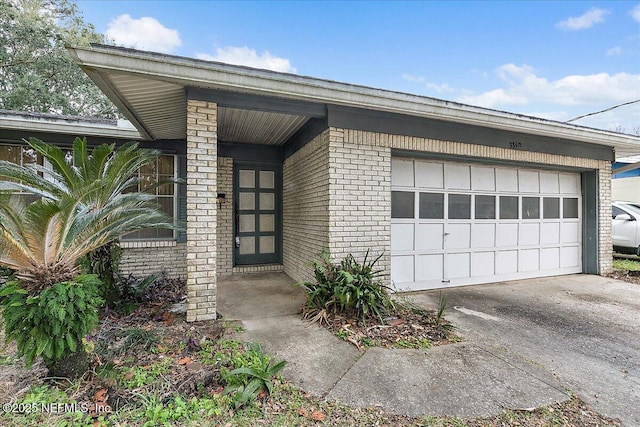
[[67, 44, 640, 157], [0, 109, 141, 141]]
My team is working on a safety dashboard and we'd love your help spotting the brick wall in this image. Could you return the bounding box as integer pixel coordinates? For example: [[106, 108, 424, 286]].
[[217, 156, 233, 275], [186, 100, 218, 322], [339, 128, 612, 275], [283, 129, 331, 282], [599, 166, 613, 273], [327, 128, 392, 284], [120, 243, 186, 278]]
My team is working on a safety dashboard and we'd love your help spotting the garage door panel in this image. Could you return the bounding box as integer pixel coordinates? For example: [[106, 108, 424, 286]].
[[448, 252, 470, 279], [472, 252, 495, 276], [447, 223, 471, 249], [496, 250, 518, 274], [560, 246, 580, 268], [519, 170, 539, 193], [415, 161, 444, 189], [416, 254, 443, 282], [392, 158, 582, 291], [541, 247, 560, 269], [541, 223, 560, 244], [497, 223, 519, 247], [561, 222, 580, 243], [519, 223, 540, 246], [519, 248, 540, 272], [391, 158, 414, 187], [560, 173, 580, 194], [416, 223, 444, 250], [391, 255, 414, 284], [446, 164, 471, 190], [472, 166, 495, 191], [391, 223, 414, 251], [540, 172, 560, 193], [471, 223, 496, 248], [496, 169, 518, 192]]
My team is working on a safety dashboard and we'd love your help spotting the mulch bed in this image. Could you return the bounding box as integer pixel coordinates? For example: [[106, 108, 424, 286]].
[[308, 302, 460, 350]]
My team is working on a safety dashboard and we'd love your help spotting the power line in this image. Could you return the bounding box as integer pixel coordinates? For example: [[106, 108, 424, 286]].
[[565, 99, 640, 123]]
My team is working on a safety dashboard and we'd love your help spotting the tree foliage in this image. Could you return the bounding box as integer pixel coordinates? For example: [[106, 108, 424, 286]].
[[0, 0, 117, 118]]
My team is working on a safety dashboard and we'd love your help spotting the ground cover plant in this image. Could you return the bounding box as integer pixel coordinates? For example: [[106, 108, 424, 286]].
[[297, 249, 459, 349]]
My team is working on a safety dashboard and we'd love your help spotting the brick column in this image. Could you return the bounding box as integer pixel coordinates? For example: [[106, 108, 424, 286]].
[[598, 164, 613, 274], [327, 127, 392, 283], [186, 100, 218, 321]]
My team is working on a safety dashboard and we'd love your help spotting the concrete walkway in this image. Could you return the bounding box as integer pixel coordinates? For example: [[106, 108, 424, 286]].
[[217, 273, 570, 419]]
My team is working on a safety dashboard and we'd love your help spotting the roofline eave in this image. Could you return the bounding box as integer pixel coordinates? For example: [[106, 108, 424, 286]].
[[0, 111, 142, 140], [67, 44, 640, 153]]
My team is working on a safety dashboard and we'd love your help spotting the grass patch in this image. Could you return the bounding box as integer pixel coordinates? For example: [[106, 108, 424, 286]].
[[613, 258, 640, 271]]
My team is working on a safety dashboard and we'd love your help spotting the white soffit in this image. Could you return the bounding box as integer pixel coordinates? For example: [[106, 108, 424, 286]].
[[219, 108, 308, 145], [106, 72, 186, 140]]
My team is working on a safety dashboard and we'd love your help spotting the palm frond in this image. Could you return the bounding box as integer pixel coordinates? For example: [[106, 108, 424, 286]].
[[0, 139, 179, 292]]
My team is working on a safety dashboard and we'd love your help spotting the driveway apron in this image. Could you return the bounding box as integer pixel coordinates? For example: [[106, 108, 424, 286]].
[[409, 274, 640, 426]]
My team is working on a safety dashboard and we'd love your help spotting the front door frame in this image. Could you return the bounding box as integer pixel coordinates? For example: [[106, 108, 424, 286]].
[[233, 161, 283, 266]]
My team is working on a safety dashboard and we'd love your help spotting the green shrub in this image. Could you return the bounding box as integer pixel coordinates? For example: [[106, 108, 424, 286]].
[[297, 249, 394, 325], [0, 274, 103, 368], [79, 241, 123, 304]]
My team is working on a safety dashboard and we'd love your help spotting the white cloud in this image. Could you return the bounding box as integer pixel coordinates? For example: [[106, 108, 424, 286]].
[[458, 64, 640, 109], [556, 7, 609, 30], [630, 4, 640, 22], [196, 46, 296, 73], [460, 88, 529, 107], [402, 74, 426, 83], [106, 14, 182, 54], [607, 46, 623, 56]]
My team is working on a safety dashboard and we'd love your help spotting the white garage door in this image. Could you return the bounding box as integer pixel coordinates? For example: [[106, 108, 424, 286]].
[[391, 158, 582, 291]]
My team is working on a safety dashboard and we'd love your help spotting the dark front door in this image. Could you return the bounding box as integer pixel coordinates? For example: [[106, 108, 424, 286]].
[[234, 163, 281, 265]]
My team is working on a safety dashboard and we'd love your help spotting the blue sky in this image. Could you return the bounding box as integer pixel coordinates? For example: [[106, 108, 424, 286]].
[[76, 1, 640, 133]]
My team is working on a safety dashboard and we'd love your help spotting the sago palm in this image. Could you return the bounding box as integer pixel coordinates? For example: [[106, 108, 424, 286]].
[[0, 137, 176, 298], [0, 191, 173, 294]]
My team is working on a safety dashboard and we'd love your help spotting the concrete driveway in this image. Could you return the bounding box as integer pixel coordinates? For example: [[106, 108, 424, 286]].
[[410, 274, 640, 426]]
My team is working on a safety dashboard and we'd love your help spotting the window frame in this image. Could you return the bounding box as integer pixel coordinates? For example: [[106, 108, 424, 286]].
[[122, 153, 178, 242]]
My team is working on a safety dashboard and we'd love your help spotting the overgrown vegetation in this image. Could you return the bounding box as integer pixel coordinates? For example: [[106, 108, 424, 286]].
[[222, 343, 286, 409], [0, 138, 175, 378], [297, 249, 458, 350], [297, 249, 395, 325]]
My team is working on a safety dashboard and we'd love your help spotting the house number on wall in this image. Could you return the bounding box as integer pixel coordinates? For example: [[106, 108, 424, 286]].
[[509, 141, 523, 149]]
